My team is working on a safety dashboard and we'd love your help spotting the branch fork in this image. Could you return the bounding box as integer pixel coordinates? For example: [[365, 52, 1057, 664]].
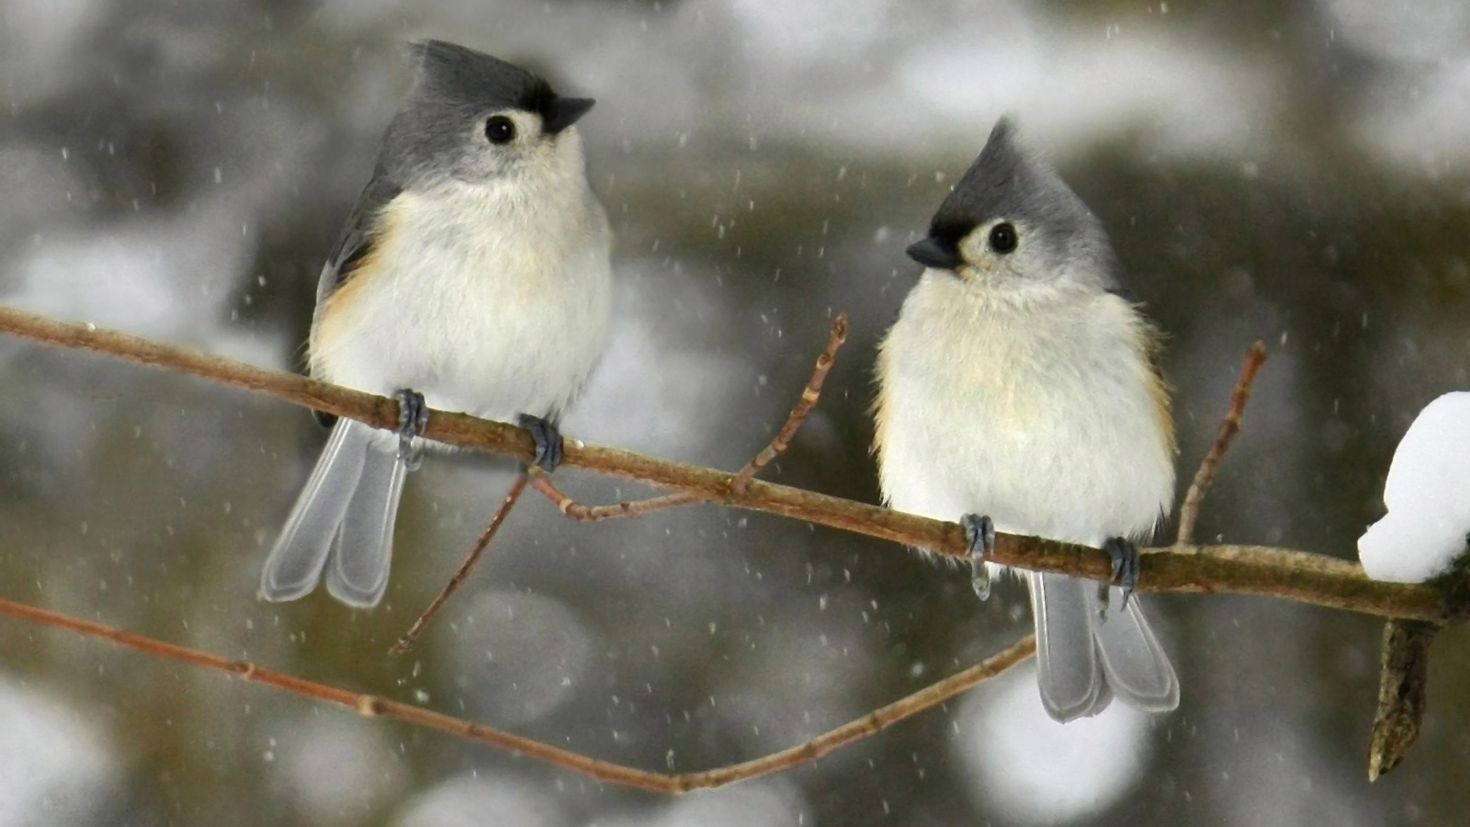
[[392, 313, 849, 652], [0, 302, 1458, 787]]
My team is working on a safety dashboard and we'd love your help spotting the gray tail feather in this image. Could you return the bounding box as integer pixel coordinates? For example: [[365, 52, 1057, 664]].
[[1029, 571, 1111, 721], [1028, 571, 1178, 722], [259, 419, 371, 602], [323, 443, 407, 608], [1094, 586, 1180, 712]]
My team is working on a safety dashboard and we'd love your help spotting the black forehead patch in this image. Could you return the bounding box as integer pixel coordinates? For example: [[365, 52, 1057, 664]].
[[407, 39, 558, 117], [926, 115, 1104, 249], [928, 117, 1031, 237], [920, 117, 1120, 288]]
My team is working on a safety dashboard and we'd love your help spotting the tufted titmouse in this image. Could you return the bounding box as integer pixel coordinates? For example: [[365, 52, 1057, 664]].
[[873, 119, 1179, 721], [260, 40, 612, 608]]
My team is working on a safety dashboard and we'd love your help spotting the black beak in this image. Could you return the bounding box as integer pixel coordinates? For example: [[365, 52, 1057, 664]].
[[906, 236, 964, 270], [542, 96, 596, 134]]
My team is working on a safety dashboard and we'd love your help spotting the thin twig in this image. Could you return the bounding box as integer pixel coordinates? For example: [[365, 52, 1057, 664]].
[[0, 305, 1458, 622], [731, 313, 848, 492], [525, 313, 848, 519], [670, 634, 1035, 789], [529, 473, 701, 522], [0, 595, 1034, 794], [391, 472, 530, 655], [1176, 342, 1268, 545]]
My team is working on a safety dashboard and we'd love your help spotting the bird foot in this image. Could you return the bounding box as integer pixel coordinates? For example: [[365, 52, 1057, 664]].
[[1097, 536, 1140, 615], [517, 414, 564, 472], [962, 513, 996, 601], [394, 388, 428, 470]]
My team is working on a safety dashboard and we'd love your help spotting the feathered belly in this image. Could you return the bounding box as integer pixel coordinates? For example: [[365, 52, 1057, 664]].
[[875, 290, 1173, 548], [311, 229, 611, 424], [878, 380, 1159, 546]]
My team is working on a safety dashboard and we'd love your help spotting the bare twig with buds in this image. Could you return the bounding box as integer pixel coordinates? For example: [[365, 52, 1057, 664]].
[[391, 472, 530, 655], [1176, 342, 1268, 545]]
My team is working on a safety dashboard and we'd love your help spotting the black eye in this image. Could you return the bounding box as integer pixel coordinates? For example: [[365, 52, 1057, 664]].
[[485, 115, 516, 145], [988, 222, 1018, 254]]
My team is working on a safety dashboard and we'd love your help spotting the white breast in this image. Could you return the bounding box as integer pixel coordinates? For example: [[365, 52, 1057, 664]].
[[874, 273, 1174, 549], [311, 179, 612, 426]]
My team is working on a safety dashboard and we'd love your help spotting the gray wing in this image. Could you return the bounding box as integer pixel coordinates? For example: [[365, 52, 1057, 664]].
[[309, 173, 402, 427], [314, 172, 403, 310]]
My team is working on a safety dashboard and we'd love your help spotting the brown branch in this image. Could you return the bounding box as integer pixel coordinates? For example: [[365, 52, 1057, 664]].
[[0, 304, 1461, 622], [0, 595, 1033, 794], [525, 312, 848, 519], [1167, 341, 1442, 778], [731, 312, 848, 492], [1177, 342, 1268, 544], [1367, 619, 1439, 781], [669, 634, 1035, 789], [0, 596, 666, 791], [529, 474, 700, 522], [391, 472, 530, 655]]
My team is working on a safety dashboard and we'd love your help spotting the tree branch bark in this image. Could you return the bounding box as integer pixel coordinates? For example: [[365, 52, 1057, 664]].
[[0, 595, 1034, 794], [0, 303, 1458, 623], [1367, 619, 1437, 781]]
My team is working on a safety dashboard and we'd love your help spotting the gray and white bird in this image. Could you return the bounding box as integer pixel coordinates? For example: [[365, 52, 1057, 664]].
[[260, 40, 612, 608], [873, 119, 1179, 721]]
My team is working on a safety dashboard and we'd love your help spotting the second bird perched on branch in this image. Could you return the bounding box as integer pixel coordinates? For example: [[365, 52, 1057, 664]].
[[874, 118, 1180, 722], [260, 41, 611, 608]]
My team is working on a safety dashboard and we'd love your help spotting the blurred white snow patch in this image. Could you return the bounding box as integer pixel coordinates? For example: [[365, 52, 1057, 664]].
[[589, 779, 807, 827], [953, 664, 1151, 824], [6, 204, 251, 345], [395, 773, 567, 827], [895, 0, 1038, 111], [721, 0, 892, 63], [0, 677, 117, 824], [566, 269, 746, 458], [1318, 0, 1470, 63], [274, 713, 408, 826], [1325, 0, 1470, 174], [1358, 392, 1470, 582], [441, 589, 598, 726], [894, 20, 1267, 161], [1351, 59, 1470, 176]]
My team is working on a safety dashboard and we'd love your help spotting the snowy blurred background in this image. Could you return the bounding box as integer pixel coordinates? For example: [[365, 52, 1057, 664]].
[[2, 1, 1469, 824]]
